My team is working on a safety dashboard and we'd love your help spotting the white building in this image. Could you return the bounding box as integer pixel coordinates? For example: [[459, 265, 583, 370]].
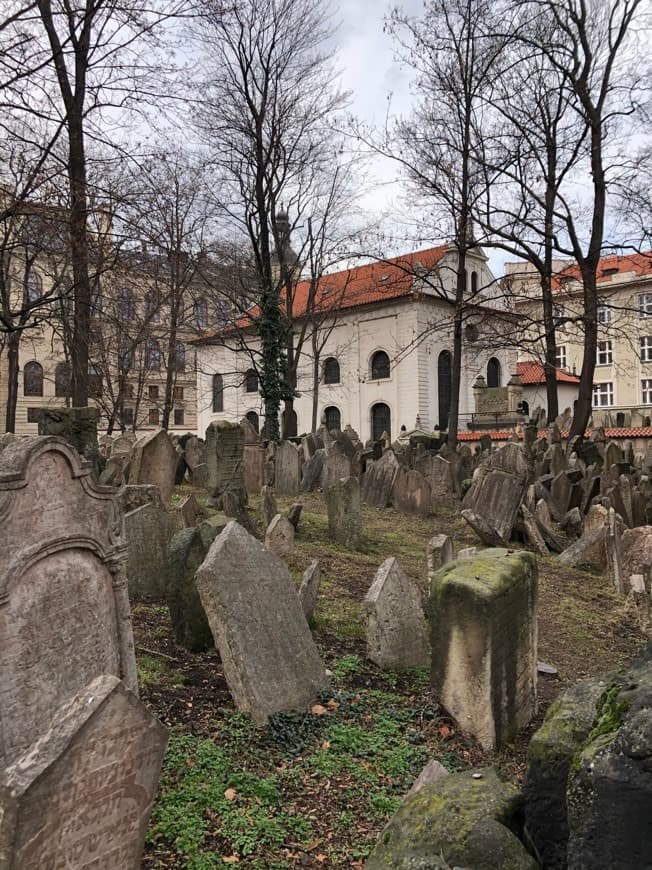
[[194, 244, 517, 441]]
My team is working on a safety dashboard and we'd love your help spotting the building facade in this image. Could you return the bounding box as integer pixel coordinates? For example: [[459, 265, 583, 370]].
[[195, 244, 517, 441]]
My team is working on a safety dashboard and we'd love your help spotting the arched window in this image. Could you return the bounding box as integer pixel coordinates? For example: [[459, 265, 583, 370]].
[[54, 361, 71, 398], [371, 403, 391, 441], [145, 339, 161, 370], [487, 357, 501, 388], [144, 290, 160, 323], [117, 287, 134, 320], [24, 360, 43, 396], [212, 373, 223, 412], [370, 350, 390, 380], [193, 298, 208, 329], [174, 341, 186, 372], [438, 350, 452, 430], [471, 271, 478, 293], [245, 410, 259, 433], [324, 405, 341, 430], [323, 357, 340, 384], [26, 270, 42, 304], [245, 368, 259, 393]]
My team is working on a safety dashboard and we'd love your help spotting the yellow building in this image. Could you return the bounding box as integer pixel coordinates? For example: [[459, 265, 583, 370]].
[[508, 252, 652, 427]]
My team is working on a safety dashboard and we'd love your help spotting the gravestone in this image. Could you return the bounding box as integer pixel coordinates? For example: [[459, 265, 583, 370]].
[[167, 527, 214, 652], [184, 435, 206, 473], [0, 436, 138, 765], [261, 485, 278, 532], [128, 428, 177, 504], [174, 493, 207, 529], [0, 675, 166, 869], [125, 502, 173, 599], [287, 502, 302, 530], [325, 476, 363, 549], [301, 449, 325, 491], [320, 451, 352, 491], [392, 468, 432, 515], [243, 444, 265, 494], [195, 522, 328, 724], [118, 483, 164, 514], [462, 443, 529, 544], [205, 421, 246, 508], [99, 454, 129, 488], [222, 488, 257, 536], [427, 534, 454, 581], [37, 406, 99, 465], [428, 548, 538, 750], [298, 559, 321, 620], [275, 440, 301, 496], [361, 449, 400, 507], [265, 514, 295, 559], [414, 453, 456, 501], [364, 557, 429, 669]]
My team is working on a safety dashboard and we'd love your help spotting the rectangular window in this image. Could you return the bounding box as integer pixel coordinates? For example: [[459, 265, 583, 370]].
[[642, 380, 652, 404], [174, 408, 185, 426], [122, 407, 134, 426], [148, 407, 159, 425], [555, 345, 567, 369], [592, 382, 614, 407], [597, 304, 611, 323], [553, 304, 565, 326], [641, 337, 652, 362], [174, 386, 184, 402], [148, 385, 159, 400], [596, 340, 613, 365], [639, 294, 652, 317]]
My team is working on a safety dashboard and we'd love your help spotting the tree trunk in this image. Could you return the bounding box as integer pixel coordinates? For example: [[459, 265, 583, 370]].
[[311, 338, 320, 432], [68, 121, 90, 408], [5, 331, 20, 433], [569, 271, 598, 437]]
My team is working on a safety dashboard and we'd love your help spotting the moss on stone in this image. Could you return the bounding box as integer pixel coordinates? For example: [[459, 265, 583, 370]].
[[428, 549, 536, 607]]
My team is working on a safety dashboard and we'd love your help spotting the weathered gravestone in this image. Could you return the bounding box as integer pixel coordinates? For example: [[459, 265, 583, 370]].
[[0, 674, 166, 870], [300, 449, 325, 491], [0, 437, 138, 764], [325, 476, 363, 549], [167, 527, 215, 652], [428, 548, 538, 750], [265, 513, 295, 559], [275, 440, 301, 496], [462, 443, 530, 545], [298, 559, 321, 620], [364, 557, 429, 669], [392, 467, 432, 515], [205, 421, 246, 508], [414, 453, 456, 502], [173, 493, 207, 529], [427, 534, 454, 581], [260, 484, 278, 532], [195, 522, 328, 724], [125, 501, 173, 599], [361, 449, 400, 507], [320, 450, 352, 491], [128, 428, 178, 504], [37, 406, 99, 465]]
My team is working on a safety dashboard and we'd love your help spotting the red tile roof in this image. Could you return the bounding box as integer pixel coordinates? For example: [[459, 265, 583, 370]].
[[516, 361, 580, 385], [551, 252, 652, 291], [457, 427, 652, 441], [194, 245, 448, 342]]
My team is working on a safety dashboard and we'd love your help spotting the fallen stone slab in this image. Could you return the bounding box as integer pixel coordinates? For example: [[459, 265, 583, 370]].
[[461, 508, 509, 547]]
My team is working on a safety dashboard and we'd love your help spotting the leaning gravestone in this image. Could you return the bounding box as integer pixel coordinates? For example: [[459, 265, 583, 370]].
[[265, 513, 295, 559], [195, 522, 328, 724], [128, 428, 177, 504], [364, 557, 429, 669], [361, 449, 400, 507], [0, 674, 166, 869], [298, 559, 321, 620], [205, 421, 246, 508], [125, 501, 172, 598], [428, 548, 538, 750], [0, 436, 138, 764]]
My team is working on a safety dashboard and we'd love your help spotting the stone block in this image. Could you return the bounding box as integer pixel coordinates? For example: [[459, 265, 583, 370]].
[[195, 522, 328, 724], [265, 513, 295, 559], [364, 557, 429, 669], [427, 534, 454, 580], [428, 549, 538, 750], [205, 421, 245, 508]]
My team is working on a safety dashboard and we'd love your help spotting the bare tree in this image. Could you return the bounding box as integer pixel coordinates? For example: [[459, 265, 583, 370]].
[[192, 0, 348, 440]]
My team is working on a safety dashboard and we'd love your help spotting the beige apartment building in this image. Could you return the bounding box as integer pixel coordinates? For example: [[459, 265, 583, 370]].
[[0, 206, 218, 436], [507, 252, 652, 427]]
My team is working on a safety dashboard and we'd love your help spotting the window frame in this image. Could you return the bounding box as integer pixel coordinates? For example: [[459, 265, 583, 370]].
[[640, 336, 652, 363], [597, 304, 612, 324], [592, 382, 614, 407], [212, 373, 224, 413], [596, 339, 613, 366], [370, 350, 390, 381], [23, 360, 44, 397], [323, 405, 341, 430], [245, 368, 259, 393], [555, 345, 567, 370], [145, 338, 161, 371], [323, 357, 340, 385], [639, 294, 652, 318], [642, 379, 652, 405]]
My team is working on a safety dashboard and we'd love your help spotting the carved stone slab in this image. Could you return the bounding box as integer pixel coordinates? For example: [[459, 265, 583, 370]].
[[0, 437, 137, 765]]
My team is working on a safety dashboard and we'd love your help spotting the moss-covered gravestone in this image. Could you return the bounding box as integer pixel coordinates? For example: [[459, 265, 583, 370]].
[[365, 766, 537, 869], [428, 548, 538, 750]]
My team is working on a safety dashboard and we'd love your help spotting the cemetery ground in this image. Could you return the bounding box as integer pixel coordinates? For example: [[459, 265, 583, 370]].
[[137, 487, 644, 869]]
